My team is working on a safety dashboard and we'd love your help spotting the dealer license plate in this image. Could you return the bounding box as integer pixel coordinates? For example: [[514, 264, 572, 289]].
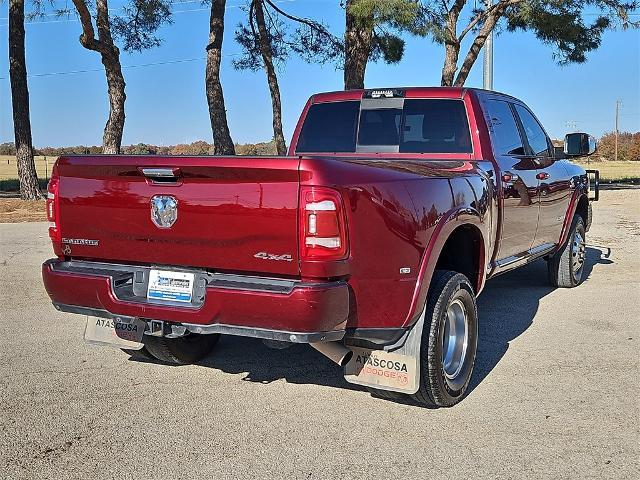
[[147, 269, 195, 303], [84, 316, 146, 350]]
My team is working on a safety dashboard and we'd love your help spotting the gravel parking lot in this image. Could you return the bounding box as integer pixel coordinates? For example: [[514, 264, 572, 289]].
[[1, 189, 638, 480]]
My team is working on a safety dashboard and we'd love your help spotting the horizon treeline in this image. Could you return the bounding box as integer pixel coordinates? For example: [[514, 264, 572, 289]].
[[2, 131, 638, 161]]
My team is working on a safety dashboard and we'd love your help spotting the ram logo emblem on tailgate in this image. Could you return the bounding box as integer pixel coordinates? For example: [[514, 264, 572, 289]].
[[150, 195, 178, 228]]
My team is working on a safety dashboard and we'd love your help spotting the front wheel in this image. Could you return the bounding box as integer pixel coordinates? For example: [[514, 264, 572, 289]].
[[412, 270, 478, 408], [548, 215, 586, 288]]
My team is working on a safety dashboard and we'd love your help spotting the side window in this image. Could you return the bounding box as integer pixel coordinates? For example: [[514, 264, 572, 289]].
[[514, 104, 551, 157], [485, 100, 525, 156]]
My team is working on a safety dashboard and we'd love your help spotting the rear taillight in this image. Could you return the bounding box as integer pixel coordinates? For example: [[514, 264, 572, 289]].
[[299, 186, 348, 260], [46, 167, 61, 243]]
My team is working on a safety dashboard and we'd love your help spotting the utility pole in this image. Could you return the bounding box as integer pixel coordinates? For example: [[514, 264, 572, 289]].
[[615, 100, 621, 162], [483, 0, 494, 90]]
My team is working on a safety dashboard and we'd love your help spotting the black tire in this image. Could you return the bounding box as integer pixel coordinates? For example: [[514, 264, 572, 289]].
[[366, 387, 405, 402], [548, 215, 586, 288], [142, 333, 220, 365], [121, 346, 155, 361], [411, 270, 478, 408]]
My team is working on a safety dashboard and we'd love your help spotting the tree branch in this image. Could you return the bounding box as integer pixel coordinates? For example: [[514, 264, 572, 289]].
[[458, 0, 524, 42], [264, 0, 325, 32], [454, 0, 520, 86], [70, 0, 101, 51], [446, 0, 467, 44], [263, 0, 340, 48]]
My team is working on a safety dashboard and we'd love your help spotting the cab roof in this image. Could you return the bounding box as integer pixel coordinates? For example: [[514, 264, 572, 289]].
[[310, 86, 518, 104]]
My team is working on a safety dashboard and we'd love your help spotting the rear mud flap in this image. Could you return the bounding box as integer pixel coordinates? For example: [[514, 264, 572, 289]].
[[344, 308, 425, 394]]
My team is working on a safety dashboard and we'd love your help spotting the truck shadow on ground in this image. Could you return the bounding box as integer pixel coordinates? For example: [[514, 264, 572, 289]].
[[468, 245, 612, 396], [136, 246, 613, 404]]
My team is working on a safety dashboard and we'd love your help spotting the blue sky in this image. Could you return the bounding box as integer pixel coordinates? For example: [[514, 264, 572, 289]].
[[0, 0, 639, 147]]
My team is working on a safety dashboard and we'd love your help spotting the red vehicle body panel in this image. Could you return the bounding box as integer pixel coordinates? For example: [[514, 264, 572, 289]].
[[43, 87, 590, 345], [52, 155, 300, 277], [42, 261, 348, 334]]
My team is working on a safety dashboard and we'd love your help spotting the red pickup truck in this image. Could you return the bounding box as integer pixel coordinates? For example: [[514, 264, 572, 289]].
[[42, 87, 598, 407]]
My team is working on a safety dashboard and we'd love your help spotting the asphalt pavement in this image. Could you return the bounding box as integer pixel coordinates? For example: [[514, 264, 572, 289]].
[[1, 189, 638, 479]]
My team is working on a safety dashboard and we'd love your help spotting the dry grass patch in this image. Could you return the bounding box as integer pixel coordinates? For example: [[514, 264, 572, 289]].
[[573, 160, 640, 182], [0, 155, 52, 180], [0, 199, 46, 223]]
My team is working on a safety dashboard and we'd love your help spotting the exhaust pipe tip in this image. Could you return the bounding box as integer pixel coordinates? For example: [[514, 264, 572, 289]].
[[341, 349, 354, 367], [310, 341, 353, 367]]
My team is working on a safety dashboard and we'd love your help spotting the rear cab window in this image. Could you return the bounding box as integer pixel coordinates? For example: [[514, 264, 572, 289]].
[[295, 101, 360, 153], [295, 97, 472, 155]]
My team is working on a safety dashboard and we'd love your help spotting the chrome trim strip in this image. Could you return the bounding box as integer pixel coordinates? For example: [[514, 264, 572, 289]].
[[141, 168, 178, 178], [495, 242, 556, 268]]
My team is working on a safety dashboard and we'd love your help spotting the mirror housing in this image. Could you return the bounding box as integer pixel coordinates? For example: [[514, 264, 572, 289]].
[[564, 132, 597, 157]]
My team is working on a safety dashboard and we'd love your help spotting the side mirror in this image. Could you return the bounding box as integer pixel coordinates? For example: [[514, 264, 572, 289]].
[[564, 132, 597, 157]]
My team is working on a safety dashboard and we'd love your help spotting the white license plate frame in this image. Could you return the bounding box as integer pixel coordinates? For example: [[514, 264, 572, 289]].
[[147, 269, 195, 303]]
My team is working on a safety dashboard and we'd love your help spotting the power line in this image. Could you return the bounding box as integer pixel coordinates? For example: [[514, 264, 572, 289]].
[[0, 55, 241, 80], [0, 0, 305, 26], [0, 6, 227, 27]]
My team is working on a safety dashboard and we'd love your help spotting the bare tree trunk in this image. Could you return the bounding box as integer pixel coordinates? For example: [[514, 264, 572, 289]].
[[72, 0, 125, 154], [253, 0, 287, 155], [440, 1, 466, 86], [8, 0, 41, 200], [453, 3, 507, 87], [441, 42, 461, 87], [344, 0, 372, 90], [206, 0, 235, 155]]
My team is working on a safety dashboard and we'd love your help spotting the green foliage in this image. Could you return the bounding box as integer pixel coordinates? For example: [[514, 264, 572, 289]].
[[30, 0, 172, 53], [234, 140, 278, 155], [36, 145, 102, 155], [503, 1, 634, 64], [28, 140, 279, 158], [347, 0, 427, 64], [123, 143, 156, 155], [348, 0, 424, 29], [234, 14, 289, 71], [419, 0, 638, 65], [372, 32, 406, 63], [0, 143, 16, 156], [233, 0, 342, 71], [111, 0, 173, 52]]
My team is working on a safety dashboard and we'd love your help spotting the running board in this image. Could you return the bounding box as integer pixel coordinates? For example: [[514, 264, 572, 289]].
[[492, 242, 556, 274]]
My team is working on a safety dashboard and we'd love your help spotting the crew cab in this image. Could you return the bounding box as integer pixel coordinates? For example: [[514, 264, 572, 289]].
[[42, 87, 599, 407]]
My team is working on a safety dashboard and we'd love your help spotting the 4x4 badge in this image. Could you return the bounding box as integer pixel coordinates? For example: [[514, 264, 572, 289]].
[[254, 252, 293, 262]]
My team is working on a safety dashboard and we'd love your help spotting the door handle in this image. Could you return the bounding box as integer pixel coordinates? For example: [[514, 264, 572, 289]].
[[536, 172, 550, 181], [139, 167, 183, 184], [141, 167, 181, 178]]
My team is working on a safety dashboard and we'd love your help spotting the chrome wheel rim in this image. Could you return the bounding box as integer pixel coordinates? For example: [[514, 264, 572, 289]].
[[442, 298, 469, 380], [572, 230, 586, 280]]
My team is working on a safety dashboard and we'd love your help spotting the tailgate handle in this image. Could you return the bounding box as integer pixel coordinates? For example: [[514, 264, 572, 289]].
[[140, 167, 182, 183]]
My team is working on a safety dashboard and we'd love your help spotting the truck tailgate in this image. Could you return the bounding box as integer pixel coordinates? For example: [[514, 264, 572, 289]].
[[55, 155, 300, 277]]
